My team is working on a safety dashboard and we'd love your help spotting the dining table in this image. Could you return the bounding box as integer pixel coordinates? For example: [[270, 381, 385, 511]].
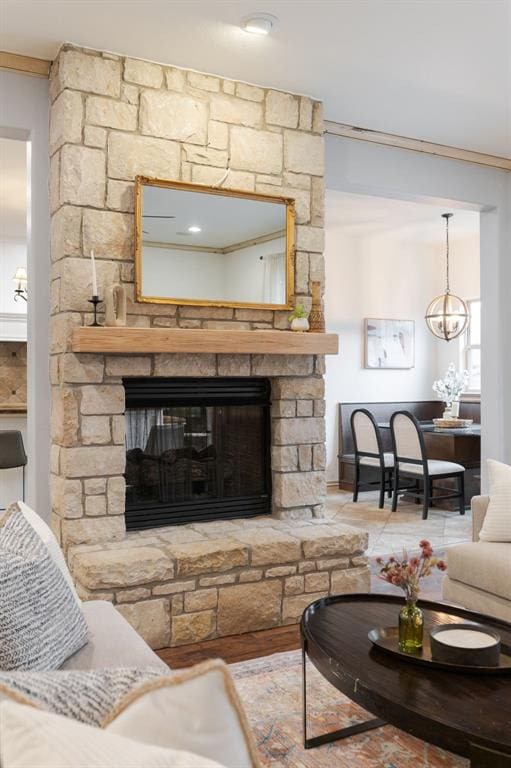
[[377, 421, 481, 438]]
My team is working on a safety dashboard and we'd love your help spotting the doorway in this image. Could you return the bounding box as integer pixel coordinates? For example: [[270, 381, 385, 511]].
[[323, 188, 482, 552], [0, 136, 29, 508]]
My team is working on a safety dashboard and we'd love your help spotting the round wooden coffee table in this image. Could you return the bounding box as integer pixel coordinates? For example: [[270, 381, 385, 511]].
[[300, 594, 511, 765]]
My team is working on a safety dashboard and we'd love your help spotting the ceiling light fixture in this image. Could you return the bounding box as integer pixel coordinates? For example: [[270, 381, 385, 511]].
[[241, 13, 278, 35], [425, 213, 469, 341], [188, 226, 202, 233]]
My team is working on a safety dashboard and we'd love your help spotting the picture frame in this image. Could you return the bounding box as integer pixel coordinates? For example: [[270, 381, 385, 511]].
[[364, 318, 415, 369]]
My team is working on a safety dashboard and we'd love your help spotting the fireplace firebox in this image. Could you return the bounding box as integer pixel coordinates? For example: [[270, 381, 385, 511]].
[[123, 378, 271, 530]]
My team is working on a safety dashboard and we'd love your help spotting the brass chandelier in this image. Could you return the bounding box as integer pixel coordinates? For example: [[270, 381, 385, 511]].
[[425, 213, 469, 341]]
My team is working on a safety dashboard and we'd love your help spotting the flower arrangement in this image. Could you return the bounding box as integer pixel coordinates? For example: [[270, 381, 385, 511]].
[[432, 363, 469, 406], [377, 540, 447, 603], [377, 541, 447, 652]]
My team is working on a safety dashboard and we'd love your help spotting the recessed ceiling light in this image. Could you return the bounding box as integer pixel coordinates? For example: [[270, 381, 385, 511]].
[[241, 13, 278, 36], [188, 225, 202, 233]]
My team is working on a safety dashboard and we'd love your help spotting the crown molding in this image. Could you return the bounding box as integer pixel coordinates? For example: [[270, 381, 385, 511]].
[[325, 120, 511, 172]]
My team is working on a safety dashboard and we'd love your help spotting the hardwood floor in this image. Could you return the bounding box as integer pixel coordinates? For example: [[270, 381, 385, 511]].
[[157, 624, 301, 669]]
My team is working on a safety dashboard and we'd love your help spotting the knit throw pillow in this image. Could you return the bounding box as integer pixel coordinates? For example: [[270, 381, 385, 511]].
[[0, 668, 164, 726], [0, 509, 88, 670], [479, 459, 511, 542]]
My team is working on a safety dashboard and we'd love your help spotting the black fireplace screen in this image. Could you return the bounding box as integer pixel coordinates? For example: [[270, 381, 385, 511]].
[[123, 378, 271, 530]]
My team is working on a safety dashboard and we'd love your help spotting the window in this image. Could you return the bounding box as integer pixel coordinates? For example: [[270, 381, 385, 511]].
[[462, 299, 481, 393]]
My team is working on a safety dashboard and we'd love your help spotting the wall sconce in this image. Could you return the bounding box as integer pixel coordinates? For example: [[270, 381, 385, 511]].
[[13, 267, 28, 302]]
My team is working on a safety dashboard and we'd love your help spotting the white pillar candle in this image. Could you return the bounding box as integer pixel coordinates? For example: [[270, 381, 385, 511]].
[[90, 249, 98, 296]]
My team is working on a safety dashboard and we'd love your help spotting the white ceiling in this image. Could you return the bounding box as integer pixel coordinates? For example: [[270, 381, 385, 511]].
[[1, 0, 510, 157], [0, 137, 27, 241], [327, 190, 480, 244]]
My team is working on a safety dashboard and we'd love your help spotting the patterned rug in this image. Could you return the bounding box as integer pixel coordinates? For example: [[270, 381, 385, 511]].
[[230, 650, 468, 768]]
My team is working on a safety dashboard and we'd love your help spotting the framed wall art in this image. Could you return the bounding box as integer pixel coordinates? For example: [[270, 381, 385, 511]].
[[364, 318, 415, 369]]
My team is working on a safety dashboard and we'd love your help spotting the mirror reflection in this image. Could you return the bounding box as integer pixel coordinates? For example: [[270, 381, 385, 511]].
[[136, 179, 294, 308]]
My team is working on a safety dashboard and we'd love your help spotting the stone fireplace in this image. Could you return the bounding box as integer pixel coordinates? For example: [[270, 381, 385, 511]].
[[49, 45, 370, 647]]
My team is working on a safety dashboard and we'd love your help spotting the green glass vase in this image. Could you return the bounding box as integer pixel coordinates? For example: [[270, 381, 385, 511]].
[[399, 599, 423, 653]]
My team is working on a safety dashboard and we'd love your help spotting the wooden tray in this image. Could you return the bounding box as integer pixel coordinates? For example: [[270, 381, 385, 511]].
[[368, 626, 511, 674], [432, 418, 473, 429]]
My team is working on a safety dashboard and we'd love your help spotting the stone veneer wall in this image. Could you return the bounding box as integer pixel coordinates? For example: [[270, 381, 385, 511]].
[[0, 342, 27, 407], [49, 45, 327, 549]]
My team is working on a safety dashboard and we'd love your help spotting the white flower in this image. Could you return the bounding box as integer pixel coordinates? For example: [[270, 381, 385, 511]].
[[433, 364, 469, 403]]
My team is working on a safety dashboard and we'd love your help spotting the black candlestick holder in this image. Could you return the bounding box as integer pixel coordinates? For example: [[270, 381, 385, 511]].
[[88, 295, 102, 327]]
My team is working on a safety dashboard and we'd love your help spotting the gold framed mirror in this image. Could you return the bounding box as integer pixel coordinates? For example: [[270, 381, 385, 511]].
[[134, 177, 295, 310]]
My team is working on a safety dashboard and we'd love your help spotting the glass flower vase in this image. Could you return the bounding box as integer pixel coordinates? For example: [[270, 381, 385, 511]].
[[399, 599, 423, 653]]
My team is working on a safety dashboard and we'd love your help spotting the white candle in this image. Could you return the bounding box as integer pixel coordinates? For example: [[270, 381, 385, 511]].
[[435, 629, 498, 649], [90, 249, 98, 297]]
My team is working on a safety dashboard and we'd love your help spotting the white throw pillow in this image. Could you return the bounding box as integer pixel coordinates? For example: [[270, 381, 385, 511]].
[[106, 660, 260, 768], [479, 459, 511, 542], [5, 500, 81, 606], [0, 701, 226, 768]]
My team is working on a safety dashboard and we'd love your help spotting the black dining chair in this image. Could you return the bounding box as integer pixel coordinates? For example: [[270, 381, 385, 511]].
[[0, 430, 27, 510], [350, 408, 394, 509], [390, 411, 465, 519]]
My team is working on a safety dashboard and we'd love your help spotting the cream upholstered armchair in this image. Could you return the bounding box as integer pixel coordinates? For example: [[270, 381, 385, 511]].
[[442, 496, 511, 623]]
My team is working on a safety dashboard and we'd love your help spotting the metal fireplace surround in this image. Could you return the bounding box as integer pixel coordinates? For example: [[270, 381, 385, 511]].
[[124, 377, 271, 530]]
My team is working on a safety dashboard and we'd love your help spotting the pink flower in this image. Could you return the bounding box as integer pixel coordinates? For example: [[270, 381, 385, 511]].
[[376, 539, 442, 599]]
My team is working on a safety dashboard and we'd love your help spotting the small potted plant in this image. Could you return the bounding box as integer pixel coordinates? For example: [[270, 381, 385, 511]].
[[288, 303, 310, 332], [432, 364, 469, 418], [377, 541, 447, 653]]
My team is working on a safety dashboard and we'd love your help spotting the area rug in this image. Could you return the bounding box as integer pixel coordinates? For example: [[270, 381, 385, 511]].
[[230, 650, 468, 768]]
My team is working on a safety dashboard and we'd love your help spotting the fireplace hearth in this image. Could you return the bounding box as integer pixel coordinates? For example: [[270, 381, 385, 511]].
[[124, 378, 271, 530]]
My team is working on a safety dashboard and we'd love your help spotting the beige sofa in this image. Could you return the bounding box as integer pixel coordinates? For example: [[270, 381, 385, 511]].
[[62, 600, 169, 672], [442, 495, 511, 623]]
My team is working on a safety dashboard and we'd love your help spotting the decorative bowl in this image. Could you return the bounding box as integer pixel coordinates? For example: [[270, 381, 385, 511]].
[[429, 623, 501, 666]]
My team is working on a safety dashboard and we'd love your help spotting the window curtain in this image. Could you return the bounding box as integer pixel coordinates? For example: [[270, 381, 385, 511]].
[[262, 252, 286, 304]]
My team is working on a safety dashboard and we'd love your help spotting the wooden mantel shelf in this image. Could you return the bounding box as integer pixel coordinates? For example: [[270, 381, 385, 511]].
[[71, 327, 339, 355]]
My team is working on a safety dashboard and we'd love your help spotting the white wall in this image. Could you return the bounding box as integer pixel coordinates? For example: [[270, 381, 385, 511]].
[[0, 71, 50, 518], [325, 221, 434, 481], [142, 236, 286, 305], [325, 135, 511, 482], [142, 247, 225, 301], [226, 237, 286, 304]]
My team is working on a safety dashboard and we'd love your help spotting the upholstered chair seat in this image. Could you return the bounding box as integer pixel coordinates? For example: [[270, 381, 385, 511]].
[[390, 411, 465, 519], [399, 459, 464, 476], [359, 453, 394, 468]]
